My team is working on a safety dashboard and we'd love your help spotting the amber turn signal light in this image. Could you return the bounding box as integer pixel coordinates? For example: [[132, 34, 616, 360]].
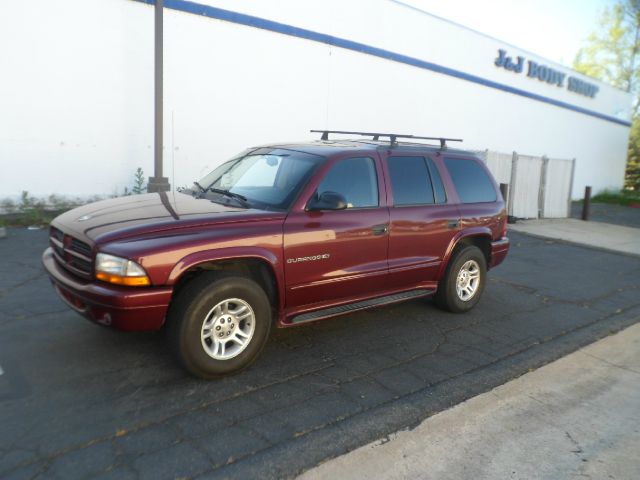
[[94, 253, 151, 287], [95, 271, 151, 286]]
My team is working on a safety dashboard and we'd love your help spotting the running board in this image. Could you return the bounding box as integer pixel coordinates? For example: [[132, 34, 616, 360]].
[[289, 289, 434, 324]]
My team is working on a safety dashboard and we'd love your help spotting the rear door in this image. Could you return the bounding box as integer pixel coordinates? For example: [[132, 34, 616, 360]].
[[283, 154, 390, 310], [442, 155, 504, 239], [383, 152, 460, 289]]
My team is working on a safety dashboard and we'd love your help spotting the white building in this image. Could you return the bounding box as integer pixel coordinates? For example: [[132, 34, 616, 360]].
[[0, 0, 632, 204]]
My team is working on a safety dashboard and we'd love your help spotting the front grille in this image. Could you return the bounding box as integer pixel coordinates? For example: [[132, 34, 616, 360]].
[[50, 226, 93, 278], [70, 237, 92, 257]]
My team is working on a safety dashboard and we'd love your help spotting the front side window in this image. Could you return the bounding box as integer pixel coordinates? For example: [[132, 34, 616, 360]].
[[316, 157, 378, 208], [444, 157, 497, 203], [194, 148, 323, 210]]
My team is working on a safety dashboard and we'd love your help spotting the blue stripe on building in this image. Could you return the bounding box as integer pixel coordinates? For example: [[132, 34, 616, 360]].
[[135, 0, 632, 127]]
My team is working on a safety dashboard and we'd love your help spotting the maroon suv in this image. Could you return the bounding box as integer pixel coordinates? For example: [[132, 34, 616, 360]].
[[43, 131, 509, 378]]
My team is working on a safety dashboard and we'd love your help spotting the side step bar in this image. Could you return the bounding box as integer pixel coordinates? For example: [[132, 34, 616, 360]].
[[289, 288, 434, 325]]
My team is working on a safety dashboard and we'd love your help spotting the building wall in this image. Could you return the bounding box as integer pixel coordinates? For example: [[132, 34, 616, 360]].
[[0, 0, 632, 198]]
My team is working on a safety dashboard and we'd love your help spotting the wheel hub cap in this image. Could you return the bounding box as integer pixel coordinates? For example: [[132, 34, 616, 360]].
[[201, 298, 255, 360], [456, 260, 480, 301]]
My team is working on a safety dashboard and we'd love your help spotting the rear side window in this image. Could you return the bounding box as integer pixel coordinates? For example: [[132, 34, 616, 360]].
[[444, 157, 497, 203], [388, 156, 447, 206], [317, 157, 378, 208]]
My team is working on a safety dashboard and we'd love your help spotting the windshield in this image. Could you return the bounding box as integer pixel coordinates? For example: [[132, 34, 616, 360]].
[[194, 148, 324, 210]]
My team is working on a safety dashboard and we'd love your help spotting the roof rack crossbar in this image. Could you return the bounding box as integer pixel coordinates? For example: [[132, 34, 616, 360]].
[[310, 130, 463, 149]]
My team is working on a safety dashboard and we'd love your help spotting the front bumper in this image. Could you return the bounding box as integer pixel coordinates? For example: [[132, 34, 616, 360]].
[[490, 237, 510, 268], [42, 247, 172, 331]]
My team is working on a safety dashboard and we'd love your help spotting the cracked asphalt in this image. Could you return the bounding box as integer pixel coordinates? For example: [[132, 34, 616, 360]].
[[1, 228, 639, 479]]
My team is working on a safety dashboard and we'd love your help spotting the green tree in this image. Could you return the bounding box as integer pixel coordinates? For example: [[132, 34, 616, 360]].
[[627, 116, 640, 189], [574, 0, 640, 190], [132, 167, 146, 194]]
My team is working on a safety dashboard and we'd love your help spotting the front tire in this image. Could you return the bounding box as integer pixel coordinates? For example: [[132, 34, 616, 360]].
[[434, 245, 487, 313], [166, 273, 272, 379]]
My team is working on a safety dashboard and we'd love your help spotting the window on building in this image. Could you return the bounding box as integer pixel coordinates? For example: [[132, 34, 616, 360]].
[[317, 157, 378, 208], [444, 157, 497, 203]]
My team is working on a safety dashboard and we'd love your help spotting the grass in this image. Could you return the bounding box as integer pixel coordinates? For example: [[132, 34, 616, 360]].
[[590, 189, 640, 207], [0, 169, 147, 228], [1, 210, 60, 228], [0, 191, 86, 228]]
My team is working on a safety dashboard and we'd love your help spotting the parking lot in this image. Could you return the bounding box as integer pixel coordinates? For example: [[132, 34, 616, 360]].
[[1, 228, 639, 479]]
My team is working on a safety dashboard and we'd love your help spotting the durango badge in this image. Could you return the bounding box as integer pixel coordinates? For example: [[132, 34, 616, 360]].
[[287, 254, 330, 264]]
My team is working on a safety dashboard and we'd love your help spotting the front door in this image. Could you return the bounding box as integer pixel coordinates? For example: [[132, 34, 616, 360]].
[[283, 155, 389, 311]]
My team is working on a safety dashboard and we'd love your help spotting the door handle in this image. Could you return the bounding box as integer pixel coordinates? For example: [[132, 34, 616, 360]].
[[447, 219, 460, 229], [371, 224, 388, 236]]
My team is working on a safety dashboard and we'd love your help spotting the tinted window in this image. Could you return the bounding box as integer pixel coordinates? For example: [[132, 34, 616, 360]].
[[387, 156, 434, 205], [444, 157, 497, 203], [317, 157, 378, 208], [426, 157, 447, 203]]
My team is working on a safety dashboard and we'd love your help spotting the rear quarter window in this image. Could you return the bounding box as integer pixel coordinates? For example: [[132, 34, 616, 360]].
[[444, 157, 497, 203]]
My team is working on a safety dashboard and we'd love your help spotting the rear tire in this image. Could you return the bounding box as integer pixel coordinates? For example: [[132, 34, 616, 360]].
[[166, 273, 271, 379], [434, 245, 486, 313]]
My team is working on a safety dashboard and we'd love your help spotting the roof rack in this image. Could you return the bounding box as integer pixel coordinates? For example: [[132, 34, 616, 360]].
[[310, 130, 463, 149]]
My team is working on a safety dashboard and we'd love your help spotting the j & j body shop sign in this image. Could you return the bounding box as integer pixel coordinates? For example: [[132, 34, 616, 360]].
[[494, 49, 599, 98]]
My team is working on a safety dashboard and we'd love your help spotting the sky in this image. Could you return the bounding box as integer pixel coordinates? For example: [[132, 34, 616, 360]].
[[401, 0, 615, 67]]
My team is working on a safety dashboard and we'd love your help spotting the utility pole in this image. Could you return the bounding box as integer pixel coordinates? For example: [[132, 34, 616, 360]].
[[147, 0, 170, 193]]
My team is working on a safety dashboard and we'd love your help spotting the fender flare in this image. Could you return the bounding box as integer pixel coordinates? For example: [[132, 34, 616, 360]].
[[437, 227, 493, 281], [166, 247, 285, 311]]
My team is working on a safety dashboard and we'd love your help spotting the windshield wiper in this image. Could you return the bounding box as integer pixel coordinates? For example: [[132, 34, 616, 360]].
[[207, 188, 251, 208]]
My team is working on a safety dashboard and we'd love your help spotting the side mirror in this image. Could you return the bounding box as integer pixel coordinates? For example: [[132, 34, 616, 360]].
[[308, 191, 348, 211]]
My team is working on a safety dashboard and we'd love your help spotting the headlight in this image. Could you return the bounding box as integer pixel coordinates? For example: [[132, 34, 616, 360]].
[[95, 253, 150, 286]]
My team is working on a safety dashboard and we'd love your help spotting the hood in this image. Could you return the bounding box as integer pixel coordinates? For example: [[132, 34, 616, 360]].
[[52, 192, 286, 244]]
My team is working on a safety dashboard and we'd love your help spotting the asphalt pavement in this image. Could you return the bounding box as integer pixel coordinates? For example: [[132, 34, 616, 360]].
[[303, 212, 640, 480], [301, 322, 640, 480], [1, 227, 639, 479]]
